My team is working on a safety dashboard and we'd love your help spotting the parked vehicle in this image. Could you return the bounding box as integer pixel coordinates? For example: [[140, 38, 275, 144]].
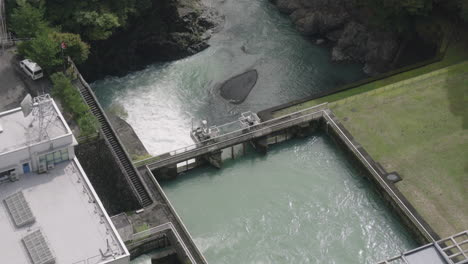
[[19, 59, 43, 80]]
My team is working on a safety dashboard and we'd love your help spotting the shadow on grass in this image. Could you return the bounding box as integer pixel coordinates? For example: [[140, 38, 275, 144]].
[[444, 63, 468, 175]]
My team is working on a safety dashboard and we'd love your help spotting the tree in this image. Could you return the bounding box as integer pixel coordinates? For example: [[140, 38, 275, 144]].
[[10, 1, 47, 38], [50, 72, 99, 136], [459, 0, 468, 22], [18, 31, 62, 73], [77, 114, 99, 136], [74, 11, 120, 40], [50, 32, 90, 64]]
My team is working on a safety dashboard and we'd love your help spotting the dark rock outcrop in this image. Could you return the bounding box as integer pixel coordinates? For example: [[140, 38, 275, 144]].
[[271, 0, 401, 75], [220, 69, 258, 104], [80, 0, 220, 81]]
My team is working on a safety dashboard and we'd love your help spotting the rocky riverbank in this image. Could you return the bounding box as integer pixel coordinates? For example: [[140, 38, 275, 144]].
[[81, 0, 221, 81], [270, 0, 401, 75]]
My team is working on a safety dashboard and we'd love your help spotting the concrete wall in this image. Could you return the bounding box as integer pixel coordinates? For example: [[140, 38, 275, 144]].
[[321, 112, 439, 244], [0, 134, 75, 178]]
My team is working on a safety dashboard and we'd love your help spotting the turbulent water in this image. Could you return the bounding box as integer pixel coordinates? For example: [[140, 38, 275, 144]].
[[92, 0, 364, 155], [91, 0, 415, 263], [137, 135, 416, 264]]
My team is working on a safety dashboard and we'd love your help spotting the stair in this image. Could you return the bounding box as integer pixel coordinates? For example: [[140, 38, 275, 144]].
[[76, 80, 152, 208]]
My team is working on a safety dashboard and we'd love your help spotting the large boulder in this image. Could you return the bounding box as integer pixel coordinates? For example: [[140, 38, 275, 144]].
[[295, 10, 349, 35], [271, 0, 402, 75], [332, 21, 368, 62], [331, 21, 399, 74], [276, 0, 302, 14]]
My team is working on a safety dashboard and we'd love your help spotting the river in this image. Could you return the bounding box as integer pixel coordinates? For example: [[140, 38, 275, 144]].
[[91, 0, 415, 263]]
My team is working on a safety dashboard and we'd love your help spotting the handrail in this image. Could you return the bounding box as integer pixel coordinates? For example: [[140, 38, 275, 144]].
[[322, 110, 436, 242], [145, 166, 207, 263], [136, 103, 328, 167], [68, 57, 151, 207], [144, 106, 326, 169]]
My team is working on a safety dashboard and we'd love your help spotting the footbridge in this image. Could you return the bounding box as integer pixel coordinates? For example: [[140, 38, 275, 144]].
[[379, 230, 468, 264], [135, 103, 329, 177]]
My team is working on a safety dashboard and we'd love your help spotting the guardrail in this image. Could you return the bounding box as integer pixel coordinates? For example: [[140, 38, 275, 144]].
[[129, 222, 197, 264], [322, 110, 436, 242], [135, 103, 328, 168], [144, 166, 207, 264]]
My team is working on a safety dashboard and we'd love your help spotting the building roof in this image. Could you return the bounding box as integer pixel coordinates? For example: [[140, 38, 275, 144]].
[[0, 99, 71, 154], [0, 159, 129, 264]]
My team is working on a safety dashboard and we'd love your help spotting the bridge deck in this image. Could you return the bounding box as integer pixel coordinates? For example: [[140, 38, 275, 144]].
[[138, 103, 328, 171]]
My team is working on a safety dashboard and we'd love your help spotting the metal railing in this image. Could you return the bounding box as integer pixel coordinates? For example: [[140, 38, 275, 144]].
[[135, 103, 328, 168], [378, 230, 468, 264], [145, 166, 207, 264], [322, 110, 436, 242]]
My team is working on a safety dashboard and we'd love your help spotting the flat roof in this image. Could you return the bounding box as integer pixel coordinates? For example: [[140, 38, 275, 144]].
[[0, 159, 128, 264], [0, 100, 69, 154]]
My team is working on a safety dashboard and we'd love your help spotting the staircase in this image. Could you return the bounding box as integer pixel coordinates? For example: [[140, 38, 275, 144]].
[[73, 73, 153, 208]]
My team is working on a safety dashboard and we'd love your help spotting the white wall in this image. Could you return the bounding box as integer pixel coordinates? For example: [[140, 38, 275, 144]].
[[0, 134, 75, 175]]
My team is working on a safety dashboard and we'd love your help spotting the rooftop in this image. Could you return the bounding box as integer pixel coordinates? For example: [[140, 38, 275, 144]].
[[0, 99, 70, 154], [0, 159, 128, 264]]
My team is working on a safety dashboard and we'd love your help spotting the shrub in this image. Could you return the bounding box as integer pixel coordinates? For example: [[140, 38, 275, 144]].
[[50, 72, 98, 136]]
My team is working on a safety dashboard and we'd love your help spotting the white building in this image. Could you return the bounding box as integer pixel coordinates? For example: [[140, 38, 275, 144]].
[[0, 95, 130, 264], [0, 94, 77, 179]]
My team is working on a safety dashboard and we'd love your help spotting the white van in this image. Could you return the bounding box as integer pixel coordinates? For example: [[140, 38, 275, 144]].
[[20, 59, 43, 80]]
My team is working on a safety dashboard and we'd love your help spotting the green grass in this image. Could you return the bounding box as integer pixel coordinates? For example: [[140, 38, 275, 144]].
[[134, 223, 150, 233], [274, 23, 468, 118], [133, 155, 160, 167], [330, 61, 468, 237]]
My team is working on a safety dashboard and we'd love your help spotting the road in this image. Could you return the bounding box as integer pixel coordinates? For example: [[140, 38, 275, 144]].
[[0, 47, 50, 111]]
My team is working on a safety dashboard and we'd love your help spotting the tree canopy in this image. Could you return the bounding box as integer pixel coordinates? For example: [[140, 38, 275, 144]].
[[10, 1, 47, 38]]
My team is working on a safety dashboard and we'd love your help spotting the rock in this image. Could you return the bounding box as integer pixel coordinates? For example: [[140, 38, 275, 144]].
[[276, 0, 301, 14], [325, 29, 343, 42], [220, 70, 258, 104], [365, 32, 399, 70], [296, 10, 349, 35], [332, 21, 368, 62], [81, 0, 220, 81], [270, 0, 401, 75]]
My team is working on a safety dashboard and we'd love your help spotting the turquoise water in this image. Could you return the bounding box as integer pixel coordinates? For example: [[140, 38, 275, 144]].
[[90, 0, 416, 262], [160, 135, 416, 263]]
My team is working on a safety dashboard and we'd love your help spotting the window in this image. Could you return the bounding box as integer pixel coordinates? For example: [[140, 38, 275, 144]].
[[61, 149, 69, 161], [46, 153, 54, 163], [34, 70, 42, 75], [39, 149, 69, 167], [0, 169, 15, 179], [54, 151, 61, 163]]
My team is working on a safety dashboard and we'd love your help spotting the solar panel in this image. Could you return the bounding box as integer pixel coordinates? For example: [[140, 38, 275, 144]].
[[22, 229, 55, 264], [3, 191, 35, 227]]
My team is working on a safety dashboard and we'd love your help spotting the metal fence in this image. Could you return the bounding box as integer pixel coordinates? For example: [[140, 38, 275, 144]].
[[135, 103, 328, 168]]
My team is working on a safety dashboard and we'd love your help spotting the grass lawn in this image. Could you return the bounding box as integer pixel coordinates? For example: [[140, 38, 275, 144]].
[[274, 23, 468, 118], [330, 61, 468, 238]]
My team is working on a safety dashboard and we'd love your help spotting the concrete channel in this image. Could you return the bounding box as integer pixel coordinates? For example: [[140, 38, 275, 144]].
[[69, 57, 443, 263]]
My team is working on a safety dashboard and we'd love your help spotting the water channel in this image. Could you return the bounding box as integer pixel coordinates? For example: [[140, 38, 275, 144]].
[[91, 0, 416, 263]]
